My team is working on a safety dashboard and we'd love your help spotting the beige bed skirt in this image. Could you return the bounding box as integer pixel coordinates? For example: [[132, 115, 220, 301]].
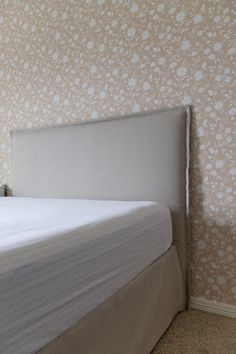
[[38, 246, 183, 354]]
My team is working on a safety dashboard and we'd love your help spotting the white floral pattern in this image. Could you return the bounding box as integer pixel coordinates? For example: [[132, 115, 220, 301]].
[[0, 0, 235, 305]]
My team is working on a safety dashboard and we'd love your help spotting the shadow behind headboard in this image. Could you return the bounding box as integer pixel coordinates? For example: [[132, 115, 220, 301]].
[[11, 105, 191, 305]]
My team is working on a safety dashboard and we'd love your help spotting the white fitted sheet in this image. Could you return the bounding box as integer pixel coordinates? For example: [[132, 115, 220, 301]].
[[0, 198, 172, 354]]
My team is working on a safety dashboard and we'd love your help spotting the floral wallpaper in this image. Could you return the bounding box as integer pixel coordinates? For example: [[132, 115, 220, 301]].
[[0, 0, 235, 305]]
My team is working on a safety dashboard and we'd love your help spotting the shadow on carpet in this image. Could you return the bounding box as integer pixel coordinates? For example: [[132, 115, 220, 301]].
[[151, 310, 236, 354]]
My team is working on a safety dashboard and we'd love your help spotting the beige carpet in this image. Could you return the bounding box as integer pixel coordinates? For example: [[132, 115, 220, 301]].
[[151, 310, 236, 354]]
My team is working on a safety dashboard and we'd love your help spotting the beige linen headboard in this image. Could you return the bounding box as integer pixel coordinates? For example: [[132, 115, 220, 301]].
[[11, 105, 191, 305]]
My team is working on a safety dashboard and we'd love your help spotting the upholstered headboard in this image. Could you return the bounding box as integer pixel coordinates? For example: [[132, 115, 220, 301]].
[[11, 105, 191, 305]]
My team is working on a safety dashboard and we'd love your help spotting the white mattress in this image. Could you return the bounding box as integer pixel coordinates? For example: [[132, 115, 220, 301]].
[[0, 197, 172, 354]]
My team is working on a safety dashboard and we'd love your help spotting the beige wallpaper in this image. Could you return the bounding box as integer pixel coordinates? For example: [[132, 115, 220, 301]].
[[0, 0, 235, 305]]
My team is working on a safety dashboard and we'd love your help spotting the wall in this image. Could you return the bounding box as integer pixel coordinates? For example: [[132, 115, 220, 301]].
[[0, 0, 235, 305]]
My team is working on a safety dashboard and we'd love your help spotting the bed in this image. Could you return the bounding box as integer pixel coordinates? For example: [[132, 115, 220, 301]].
[[1, 105, 191, 354]]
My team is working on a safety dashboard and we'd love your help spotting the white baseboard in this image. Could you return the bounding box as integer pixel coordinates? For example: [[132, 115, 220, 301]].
[[190, 296, 236, 318]]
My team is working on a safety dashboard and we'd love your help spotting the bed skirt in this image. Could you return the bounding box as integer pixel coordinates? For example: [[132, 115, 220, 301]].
[[38, 246, 183, 354]]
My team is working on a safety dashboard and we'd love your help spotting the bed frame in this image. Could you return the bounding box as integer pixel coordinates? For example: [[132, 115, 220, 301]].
[[11, 105, 191, 354]]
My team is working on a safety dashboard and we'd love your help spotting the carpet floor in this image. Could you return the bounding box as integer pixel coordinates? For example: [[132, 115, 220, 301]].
[[151, 310, 236, 354]]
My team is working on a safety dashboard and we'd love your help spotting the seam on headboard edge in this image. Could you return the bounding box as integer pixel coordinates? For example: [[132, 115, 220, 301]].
[[10, 105, 191, 135], [185, 105, 192, 309]]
